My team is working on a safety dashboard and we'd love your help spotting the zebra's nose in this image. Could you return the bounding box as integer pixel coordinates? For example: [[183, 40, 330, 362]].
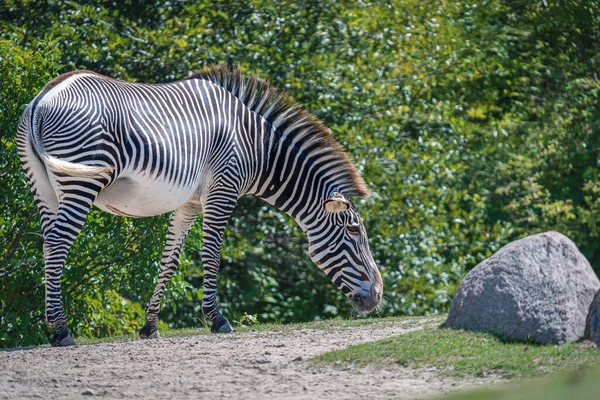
[[372, 283, 383, 302], [350, 284, 381, 312]]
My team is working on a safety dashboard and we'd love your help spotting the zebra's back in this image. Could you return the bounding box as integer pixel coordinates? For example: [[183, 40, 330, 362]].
[[27, 71, 242, 217]]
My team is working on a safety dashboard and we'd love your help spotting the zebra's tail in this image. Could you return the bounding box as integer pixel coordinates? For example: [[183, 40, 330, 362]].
[[39, 155, 114, 178], [29, 108, 114, 178]]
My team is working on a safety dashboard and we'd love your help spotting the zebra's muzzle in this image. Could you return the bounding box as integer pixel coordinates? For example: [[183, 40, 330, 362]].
[[350, 284, 382, 312]]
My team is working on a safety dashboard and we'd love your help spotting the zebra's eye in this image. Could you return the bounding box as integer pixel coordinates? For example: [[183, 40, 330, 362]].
[[347, 225, 361, 235]]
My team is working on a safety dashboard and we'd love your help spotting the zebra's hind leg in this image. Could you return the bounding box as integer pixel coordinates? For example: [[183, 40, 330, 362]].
[[43, 182, 101, 347], [140, 203, 202, 339], [200, 191, 238, 334]]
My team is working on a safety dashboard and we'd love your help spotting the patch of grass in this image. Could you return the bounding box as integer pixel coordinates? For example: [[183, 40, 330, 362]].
[[313, 327, 600, 378], [438, 368, 600, 400], [69, 315, 437, 346]]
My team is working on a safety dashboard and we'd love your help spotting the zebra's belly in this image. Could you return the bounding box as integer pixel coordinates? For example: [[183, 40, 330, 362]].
[[94, 177, 198, 217]]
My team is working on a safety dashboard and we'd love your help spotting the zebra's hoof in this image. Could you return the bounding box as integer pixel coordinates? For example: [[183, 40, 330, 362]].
[[51, 329, 75, 347], [139, 324, 160, 339], [211, 317, 234, 334]]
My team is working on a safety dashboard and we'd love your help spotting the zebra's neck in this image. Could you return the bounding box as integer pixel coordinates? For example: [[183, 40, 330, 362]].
[[189, 65, 369, 228], [243, 113, 348, 230]]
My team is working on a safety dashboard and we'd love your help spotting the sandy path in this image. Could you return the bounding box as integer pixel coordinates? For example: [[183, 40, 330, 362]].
[[0, 318, 497, 399]]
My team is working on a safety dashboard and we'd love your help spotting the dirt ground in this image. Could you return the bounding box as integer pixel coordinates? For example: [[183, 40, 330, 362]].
[[1, 318, 499, 399]]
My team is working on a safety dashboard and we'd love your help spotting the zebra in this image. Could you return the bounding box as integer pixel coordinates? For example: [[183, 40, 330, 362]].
[[17, 65, 383, 346]]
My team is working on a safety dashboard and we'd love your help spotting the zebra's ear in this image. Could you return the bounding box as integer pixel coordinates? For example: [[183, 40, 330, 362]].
[[323, 193, 351, 213]]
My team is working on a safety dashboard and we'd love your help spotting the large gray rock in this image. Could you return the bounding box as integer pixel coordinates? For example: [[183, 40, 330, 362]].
[[445, 231, 600, 344]]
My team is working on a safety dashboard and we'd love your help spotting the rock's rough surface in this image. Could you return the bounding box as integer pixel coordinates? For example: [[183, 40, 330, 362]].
[[445, 231, 600, 344], [584, 289, 600, 346]]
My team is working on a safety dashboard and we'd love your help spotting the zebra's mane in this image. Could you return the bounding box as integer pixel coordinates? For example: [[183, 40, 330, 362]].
[[187, 64, 370, 199]]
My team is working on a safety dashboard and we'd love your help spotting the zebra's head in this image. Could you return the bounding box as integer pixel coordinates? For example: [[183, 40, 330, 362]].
[[307, 192, 383, 313]]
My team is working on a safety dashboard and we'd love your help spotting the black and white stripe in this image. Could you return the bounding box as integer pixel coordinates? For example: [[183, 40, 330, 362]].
[[17, 65, 383, 346]]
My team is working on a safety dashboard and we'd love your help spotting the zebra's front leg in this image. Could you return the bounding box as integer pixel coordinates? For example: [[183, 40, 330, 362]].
[[201, 192, 238, 334], [140, 203, 202, 339]]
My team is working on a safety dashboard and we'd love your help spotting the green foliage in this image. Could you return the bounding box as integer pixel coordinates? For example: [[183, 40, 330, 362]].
[[236, 312, 259, 327], [314, 327, 600, 378], [0, 0, 598, 347], [0, 37, 63, 347]]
